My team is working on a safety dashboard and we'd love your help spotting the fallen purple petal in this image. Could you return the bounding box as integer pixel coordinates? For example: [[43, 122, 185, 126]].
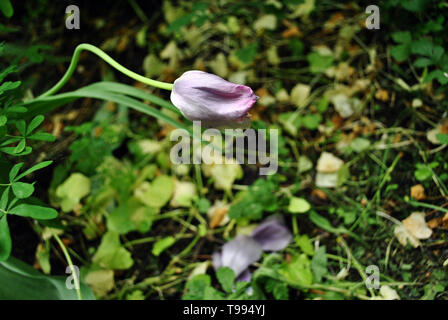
[[236, 269, 252, 283], [251, 216, 292, 251], [213, 235, 262, 277], [212, 250, 223, 270]]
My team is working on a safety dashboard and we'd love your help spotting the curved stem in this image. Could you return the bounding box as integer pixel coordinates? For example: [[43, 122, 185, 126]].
[[39, 43, 173, 98], [52, 232, 82, 300]]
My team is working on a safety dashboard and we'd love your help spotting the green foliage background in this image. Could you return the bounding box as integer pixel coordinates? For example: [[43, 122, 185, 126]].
[[0, 0, 447, 300]]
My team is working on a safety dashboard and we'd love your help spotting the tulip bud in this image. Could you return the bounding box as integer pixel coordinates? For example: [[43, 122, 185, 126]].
[[170, 70, 258, 128]]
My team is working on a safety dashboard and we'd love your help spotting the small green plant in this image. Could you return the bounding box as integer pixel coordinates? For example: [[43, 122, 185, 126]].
[[0, 41, 57, 260], [414, 162, 438, 182]]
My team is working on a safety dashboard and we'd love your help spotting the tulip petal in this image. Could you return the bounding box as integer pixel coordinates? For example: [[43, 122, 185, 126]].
[[213, 235, 262, 277], [251, 216, 292, 251], [170, 70, 257, 127]]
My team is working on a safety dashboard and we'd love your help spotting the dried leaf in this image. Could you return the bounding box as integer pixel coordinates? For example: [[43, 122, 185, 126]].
[[410, 184, 426, 200], [208, 201, 230, 229], [316, 152, 343, 173], [290, 83, 310, 108], [402, 212, 432, 240], [379, 285, 400, 300], [394, 225, 420, 248], [375, 89, 389, 102]]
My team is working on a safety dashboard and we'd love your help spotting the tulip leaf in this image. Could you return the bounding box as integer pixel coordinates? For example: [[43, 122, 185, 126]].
[[0, 256, 95, 299], [85, 82, 182, 115], [21, 83, 189, 133], [0, 215, 12, 261]]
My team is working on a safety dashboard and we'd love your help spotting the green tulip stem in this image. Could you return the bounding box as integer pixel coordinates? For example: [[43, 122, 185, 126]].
[[39, 43, 173, 98], [52, 232, 82, 300]]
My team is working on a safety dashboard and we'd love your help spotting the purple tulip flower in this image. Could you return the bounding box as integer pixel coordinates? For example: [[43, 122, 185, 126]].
[[170, 70, 258, 127], [212, 216, 292, 281]]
